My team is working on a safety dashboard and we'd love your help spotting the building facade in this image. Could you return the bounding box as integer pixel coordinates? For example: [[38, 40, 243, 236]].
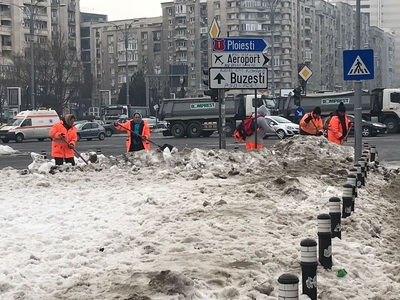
[[0, 0, 80, 63], [90, 17, 163, 106], [85, 0, 396, 103], [329, 0, 399, 87]]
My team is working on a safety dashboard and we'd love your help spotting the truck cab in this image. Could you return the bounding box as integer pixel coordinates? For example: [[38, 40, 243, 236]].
[[370, 88, 400, 133]]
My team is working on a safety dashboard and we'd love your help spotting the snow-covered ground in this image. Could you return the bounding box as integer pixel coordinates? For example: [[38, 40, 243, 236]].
[[0, 136, 399, 300]]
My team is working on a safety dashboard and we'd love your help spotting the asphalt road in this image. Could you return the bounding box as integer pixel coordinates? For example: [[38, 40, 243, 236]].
[[0, 133, 399, 169]]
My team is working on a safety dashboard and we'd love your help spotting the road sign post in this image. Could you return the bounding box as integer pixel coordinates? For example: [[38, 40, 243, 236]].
[[210, 37, 269, 149], [343, 47, 374, 162]]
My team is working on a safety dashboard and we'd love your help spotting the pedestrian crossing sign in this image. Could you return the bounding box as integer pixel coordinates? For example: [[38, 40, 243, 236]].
[[343, 49, 374, 81]]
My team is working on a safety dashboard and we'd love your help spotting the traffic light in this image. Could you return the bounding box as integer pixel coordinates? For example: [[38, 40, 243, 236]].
[[293, 87, 302, 106], [203, 68, 219, 101]]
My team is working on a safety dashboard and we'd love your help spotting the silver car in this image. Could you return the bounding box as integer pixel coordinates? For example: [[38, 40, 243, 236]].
[[75, 122, 106, 141], [264, 116, 300, 139]]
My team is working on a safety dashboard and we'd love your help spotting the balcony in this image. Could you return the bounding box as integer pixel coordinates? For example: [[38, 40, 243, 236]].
[[0, 25, 12, 34], [2, 41, 12, 51], [0, 11, 11, 19]]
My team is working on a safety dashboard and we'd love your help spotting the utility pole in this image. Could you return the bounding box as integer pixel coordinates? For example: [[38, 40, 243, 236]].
[[266, 0, 279, 97], [124, 23, 130, 106], [354, 0, 362, 161], [29, 1, 35, 110]]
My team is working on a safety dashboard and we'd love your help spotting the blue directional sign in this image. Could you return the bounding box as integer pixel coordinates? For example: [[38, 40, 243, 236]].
[[343, 49, 374, 81], [212, 38, 268, 52], [294, 107, 305, 120]]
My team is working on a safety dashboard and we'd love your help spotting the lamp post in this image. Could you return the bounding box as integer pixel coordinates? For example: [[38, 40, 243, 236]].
[[265, 0, 280, 97], [15, 0, 65, 110], [28, 1, 35, 110], [99, 21, 135, 105], [123, 23, 131, 106]]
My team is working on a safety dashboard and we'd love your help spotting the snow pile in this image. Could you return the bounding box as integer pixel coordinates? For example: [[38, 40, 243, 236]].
[[0, 136, 399, 300]]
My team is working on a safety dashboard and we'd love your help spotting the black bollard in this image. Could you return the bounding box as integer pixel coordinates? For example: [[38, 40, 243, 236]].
[[278, 273, 299, 300], [41, 150, 47, 159], [370, 146, 377, 163], [348, 169, 359, 198], [300, 239, 318, 300], [346, 174, 357, 212], [354, 164, 362, 189], [361, 154, 369, 177], [329, 197, 341, 239], [357, 159, 366, 187], [96, 148, 102, 155], [342, 184, 353, 218], [317, 214, 332, 270]]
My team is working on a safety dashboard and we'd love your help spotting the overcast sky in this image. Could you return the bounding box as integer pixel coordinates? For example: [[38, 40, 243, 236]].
[[80, 0, 163, 21]]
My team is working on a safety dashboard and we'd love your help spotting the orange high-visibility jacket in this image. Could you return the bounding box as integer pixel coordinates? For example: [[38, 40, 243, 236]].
[[114, 120, 151, 152], [328, 115, 351, 145], [300, 113, 324, 135], [49, 121, 78, 158]]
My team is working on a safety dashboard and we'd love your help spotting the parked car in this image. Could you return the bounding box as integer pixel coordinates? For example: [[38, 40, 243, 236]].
[[346, 115, 387, 137], [75, 122, 106, 141], [142, 116, 167, 129], [264, 116, 300, 139], [92, 120, 115, 137]]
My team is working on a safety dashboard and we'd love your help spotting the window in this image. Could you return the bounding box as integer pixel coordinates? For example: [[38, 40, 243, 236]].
[[21, 119, 32, 127], [390, 93, 400, 104]]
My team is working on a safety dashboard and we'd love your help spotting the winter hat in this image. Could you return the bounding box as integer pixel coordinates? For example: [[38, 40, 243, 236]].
[[64, 114, 76, 125], [257, 105, 269, 117], [313, 106, 321, 115], [338, 102, 346, 112]]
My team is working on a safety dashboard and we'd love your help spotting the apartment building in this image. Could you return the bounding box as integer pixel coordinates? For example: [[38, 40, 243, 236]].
[[80, 12, 107, 103], [90, 17, 163, 106], [0, 0, 80, 64], [329, 0, 399, 87], [85, 0, 394, 101], [161, 0, 209, 98]]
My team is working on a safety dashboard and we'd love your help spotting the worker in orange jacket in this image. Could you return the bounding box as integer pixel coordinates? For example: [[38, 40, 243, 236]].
[[114, 112, 151, 152], [299, 107, 324, 136], [49, 114, 78, 165], [328, 102, 352, 145]]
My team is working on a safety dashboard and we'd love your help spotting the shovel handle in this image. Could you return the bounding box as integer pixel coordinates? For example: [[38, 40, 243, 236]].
[[60, 135, 88, 164]]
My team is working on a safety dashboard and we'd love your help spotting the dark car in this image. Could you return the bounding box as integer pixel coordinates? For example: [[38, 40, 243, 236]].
[[75, 122, 106, 141], [346, 115, 387, 137]]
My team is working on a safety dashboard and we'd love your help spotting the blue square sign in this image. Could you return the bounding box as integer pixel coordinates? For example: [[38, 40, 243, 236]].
[[343, 49, 374, 81]]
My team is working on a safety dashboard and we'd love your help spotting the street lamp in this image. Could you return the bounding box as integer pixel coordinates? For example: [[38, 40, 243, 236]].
[[14, 0, 65, 110], [264, 0, 280, 97], [100, 21, 135, 105]]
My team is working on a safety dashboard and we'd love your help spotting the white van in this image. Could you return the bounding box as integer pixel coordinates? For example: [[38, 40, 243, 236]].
[[0, 109, 60, 143]]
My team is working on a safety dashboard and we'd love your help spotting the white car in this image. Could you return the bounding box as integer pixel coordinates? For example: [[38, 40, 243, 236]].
[[142, 116, 167, 129], [265, 116, 300, 139]]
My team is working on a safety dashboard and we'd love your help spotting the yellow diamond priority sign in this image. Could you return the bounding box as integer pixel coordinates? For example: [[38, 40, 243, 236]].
[[209, 17, 220, 39], [299, 66, 313, 81]]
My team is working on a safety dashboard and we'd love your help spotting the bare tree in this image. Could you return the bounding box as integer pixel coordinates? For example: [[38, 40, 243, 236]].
[[7, 34, 84, 115]]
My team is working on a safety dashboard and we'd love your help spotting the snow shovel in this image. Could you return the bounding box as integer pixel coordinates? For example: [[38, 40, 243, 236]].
[[116, 123, 174, 151], [60, 135, 89, 164]]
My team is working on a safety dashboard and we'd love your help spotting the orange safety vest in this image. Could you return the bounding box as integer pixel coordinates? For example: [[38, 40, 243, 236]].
[[300, 113, 324, 135], [114, 120, 151, 152], [49, 121, 78, 158], [327, 115, 351, 145]]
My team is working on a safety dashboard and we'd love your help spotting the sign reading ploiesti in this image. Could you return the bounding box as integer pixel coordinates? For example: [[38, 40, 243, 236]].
[[209, 68, 268, 89], [210, 37, 269, 90], [212, 38, 267, 52]]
